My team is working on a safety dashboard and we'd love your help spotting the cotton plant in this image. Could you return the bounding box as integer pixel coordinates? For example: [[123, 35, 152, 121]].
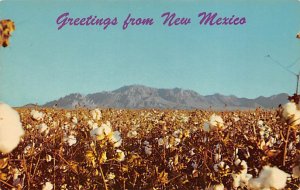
[[23, 143, 35, 156], [144, 140, 152, 155], [160, 136, 174, 149], [90, 108, 102, 121], [0, 103, 25, 154], [231, 159, 252, 188], [213, 161, 230, 173], [127, 130, 138, 138], [63, 135, 77, 146], [172, 129, 183, 139], [90, 121, 112, 140], [2, 106, 300, 189], [37, 123, 49, 136], [257, 120, 272, 140], [30, 109, 44, 121], [280, 102, 300, 166], [90, 121, 122, 147], [12, 168, 23, 188], [203, 114, 225, 132]]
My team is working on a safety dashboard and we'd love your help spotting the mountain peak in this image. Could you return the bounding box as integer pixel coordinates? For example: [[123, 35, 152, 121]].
[[43, 85, 289, 110]]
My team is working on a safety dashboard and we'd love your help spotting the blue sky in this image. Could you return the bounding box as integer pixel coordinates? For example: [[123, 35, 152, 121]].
[[0, 0, 300, 106]]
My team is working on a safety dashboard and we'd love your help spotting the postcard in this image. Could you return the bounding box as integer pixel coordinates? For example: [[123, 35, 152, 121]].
[[0, 0, 300, 189]]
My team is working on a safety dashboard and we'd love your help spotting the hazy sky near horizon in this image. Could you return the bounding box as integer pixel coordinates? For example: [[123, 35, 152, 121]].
[[1, 0, 300, 106]]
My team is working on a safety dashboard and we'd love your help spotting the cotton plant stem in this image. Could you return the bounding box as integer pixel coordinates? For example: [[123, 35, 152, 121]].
[[99, 164, 109, 190], [92, 140, 109, 190], [0, 178, 15, 188], [283, 125, 292, 166]]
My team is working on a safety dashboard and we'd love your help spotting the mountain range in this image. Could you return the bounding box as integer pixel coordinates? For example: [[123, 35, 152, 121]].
[[41, 85, 289, 110]]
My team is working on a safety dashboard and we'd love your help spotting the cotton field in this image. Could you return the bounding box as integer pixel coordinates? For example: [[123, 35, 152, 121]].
[[0, 104, 299, 189]]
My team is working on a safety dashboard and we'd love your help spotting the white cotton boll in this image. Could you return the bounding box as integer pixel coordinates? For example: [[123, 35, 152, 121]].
[[90, 108, 102, 121], [42, 182, 53, 190], [213, 164, 219, 172], [113, 139, 122, 148], [282, 102, 300, 125], [257, 120, 264, 126], [234, 148, 239, 157], [107, 172, 115, 180], [100, 122, 112, 135], [282, 102, 297, 118], [0, 103, 25, 154], [174, 138, 181, 146], [145, 146, 152, 155], [203, 114, 225, 132], [232, 173, 252, 188], [249, 166, 290, 190], [71, 117, 78, 124], [158, 138, 164, 146], [109, 131, 122, 147], [90, 127, 105, 140], [89, 121, 98, 130], [65, 112, 71, 119], [209, 114, 224, 128], [116, 149, 125, 162], [62, 124, 69, 131], [288, 142, 294, 151], [30, 110, 44, 121], [233, 116, 240, 122], [23, 144, 34, 155], [143, 140, 150, 146], [63, 135, 77, 146], [232, 159, 252, 188], [12, 168, 22, 187], [109, 131, 121, 143], [172, 129, 182, 138], [127, 130, 138, 138], [46, 154, 52, 162], [87, 120, 93, 126], [180, 114, 189, 123], [234, 158, 242, 166], [37, 123, 49, 135], [214, 184, 224, 190], [219, 161, 225, 168], [293, 111, 300, 125], [189, 148, 195, 156]]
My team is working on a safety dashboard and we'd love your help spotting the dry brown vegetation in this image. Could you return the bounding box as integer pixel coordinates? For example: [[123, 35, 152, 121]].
[[0, 108, 299, 189]]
